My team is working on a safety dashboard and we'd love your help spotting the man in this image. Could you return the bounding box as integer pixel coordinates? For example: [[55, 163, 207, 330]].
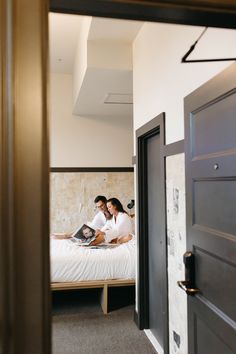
[[90, 195, 112, 229], [51, 195, 111, 239]]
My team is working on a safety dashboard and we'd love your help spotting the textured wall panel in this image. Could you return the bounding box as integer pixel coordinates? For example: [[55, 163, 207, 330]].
[[50, 172, 134, 233], [166, 153, 187, 354]]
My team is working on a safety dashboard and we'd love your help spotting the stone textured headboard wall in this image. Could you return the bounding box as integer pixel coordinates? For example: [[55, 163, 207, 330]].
[[50, 171, 134, 233]]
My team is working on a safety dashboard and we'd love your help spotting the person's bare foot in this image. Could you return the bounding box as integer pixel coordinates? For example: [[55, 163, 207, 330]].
[[118, 234, 132, 244], [51, 232, 72, 239]]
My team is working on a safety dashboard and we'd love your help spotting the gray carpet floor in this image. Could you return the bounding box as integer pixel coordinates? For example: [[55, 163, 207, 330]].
[[52, 289, 157, 354]]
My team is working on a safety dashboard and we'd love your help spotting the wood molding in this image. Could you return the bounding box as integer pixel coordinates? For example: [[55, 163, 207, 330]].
[[51, 278, 135, 290], [50, 0, 236, 29], [50, 167, 134, 173], [0, 1, 11, 353], [0, 1, 51, 353]]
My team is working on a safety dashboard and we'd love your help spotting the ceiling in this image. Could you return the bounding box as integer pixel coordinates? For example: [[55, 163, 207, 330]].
[[49, 14, 236, 117], [88, 17, 143, 43]]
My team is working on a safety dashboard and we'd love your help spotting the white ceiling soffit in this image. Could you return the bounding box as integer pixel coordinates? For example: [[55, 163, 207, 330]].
[[49, 14, 143, 117], [73, 68, 133, 117], [73, 17, 143, 117], [88, 17, 143, 42], [104, 93, 133, 104], [49, 13, 83, 74]]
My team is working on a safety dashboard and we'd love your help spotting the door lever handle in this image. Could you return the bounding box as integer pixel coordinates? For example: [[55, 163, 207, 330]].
[[177, 251, 200, 296], [177, 280, 199, 295]]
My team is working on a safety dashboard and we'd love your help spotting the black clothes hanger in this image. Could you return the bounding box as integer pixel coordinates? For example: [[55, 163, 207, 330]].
[[181, 27, 236, 63]]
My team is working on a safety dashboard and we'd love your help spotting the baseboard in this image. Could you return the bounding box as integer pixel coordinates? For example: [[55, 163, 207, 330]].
[[144, 329, 164, 354]]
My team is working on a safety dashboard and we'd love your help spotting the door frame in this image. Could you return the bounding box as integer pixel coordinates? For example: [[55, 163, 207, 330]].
[[1, 1, 236, 354], [135, 114, 185, 353], [136, 113, 168, 352], [0, 1, 50, 354]]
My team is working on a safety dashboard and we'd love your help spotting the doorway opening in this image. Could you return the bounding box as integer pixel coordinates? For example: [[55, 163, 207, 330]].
[[48, 9, 236, 354]]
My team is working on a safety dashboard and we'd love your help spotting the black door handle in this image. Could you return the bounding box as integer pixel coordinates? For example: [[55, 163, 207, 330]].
[[177, 251, 199, 296]]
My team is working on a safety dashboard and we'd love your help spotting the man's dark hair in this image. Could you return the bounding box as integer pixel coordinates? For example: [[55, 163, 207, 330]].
[[94, 195, 107, 204]]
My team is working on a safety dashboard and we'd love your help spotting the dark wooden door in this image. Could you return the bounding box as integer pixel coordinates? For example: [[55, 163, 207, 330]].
[[147, 133, 164, 349], [184, 63, 236, 354], [136, 113, 168, 353]]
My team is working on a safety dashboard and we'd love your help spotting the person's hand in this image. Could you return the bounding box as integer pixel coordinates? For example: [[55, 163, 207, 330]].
[[110, 238, 118, 244], [51, 232, 72, 239], [90, 231, 105, 245], [118, 234, 132, 244], [95, 229, 101, 236]]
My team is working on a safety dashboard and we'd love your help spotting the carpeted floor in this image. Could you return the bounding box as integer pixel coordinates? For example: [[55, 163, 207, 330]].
[[52, 288, 157, 354]]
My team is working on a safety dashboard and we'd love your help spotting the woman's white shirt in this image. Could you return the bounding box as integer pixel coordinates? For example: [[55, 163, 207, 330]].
[[101, 212, 132, 243]]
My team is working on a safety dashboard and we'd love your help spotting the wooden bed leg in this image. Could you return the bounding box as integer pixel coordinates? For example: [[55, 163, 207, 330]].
[[100, 284, 108, 314]]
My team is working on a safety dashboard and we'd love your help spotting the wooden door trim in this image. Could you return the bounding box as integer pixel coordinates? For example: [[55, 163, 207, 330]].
[[13, 1, 51, 352], [0, 1, 51, 353], [49, 0, 236, 29], [0, 1, 11, 352]]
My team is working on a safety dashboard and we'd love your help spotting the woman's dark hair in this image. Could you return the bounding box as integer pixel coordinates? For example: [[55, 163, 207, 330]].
[[106, 198, 127, 213], [94, 195, 107, 204]]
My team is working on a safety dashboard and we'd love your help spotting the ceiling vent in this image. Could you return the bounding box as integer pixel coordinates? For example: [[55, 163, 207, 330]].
[[104, 93, 133, 105]]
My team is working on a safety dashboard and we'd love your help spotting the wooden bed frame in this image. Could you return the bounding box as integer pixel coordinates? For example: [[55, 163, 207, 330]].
[[51, 279, 135, 314]]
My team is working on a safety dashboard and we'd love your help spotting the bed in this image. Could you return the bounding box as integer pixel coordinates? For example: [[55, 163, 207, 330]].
[[50, 237, 136, 313]]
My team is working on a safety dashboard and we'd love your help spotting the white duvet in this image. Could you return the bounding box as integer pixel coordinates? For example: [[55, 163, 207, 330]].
[[50, 238, 136, 282]]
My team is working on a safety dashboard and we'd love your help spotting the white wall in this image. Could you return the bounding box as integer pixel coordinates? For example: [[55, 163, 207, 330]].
[[88, 41, 132, 70], [133, 22, 232, 146], [73, 16, 92, 103], [50, 73, 133, 167], [133, 22, 233, 354]]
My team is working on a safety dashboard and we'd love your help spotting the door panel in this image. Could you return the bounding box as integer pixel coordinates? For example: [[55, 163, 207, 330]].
[[191, 90, 236, 158], [185, 63, 236, 354], [193, 313, 234, 354], [193, 178, 236, 235], [195, 247, 236, 320], [147, 133, 164, 347]]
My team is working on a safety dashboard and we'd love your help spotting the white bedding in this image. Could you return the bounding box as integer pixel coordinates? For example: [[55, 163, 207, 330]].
[[50, 238, 136, 282]]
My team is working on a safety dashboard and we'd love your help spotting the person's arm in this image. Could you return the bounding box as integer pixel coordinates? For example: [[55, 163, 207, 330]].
[[90, 211, 106, 229]]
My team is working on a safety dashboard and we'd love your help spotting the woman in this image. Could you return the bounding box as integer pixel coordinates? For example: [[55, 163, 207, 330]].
[[91, 197, 133, 245]]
